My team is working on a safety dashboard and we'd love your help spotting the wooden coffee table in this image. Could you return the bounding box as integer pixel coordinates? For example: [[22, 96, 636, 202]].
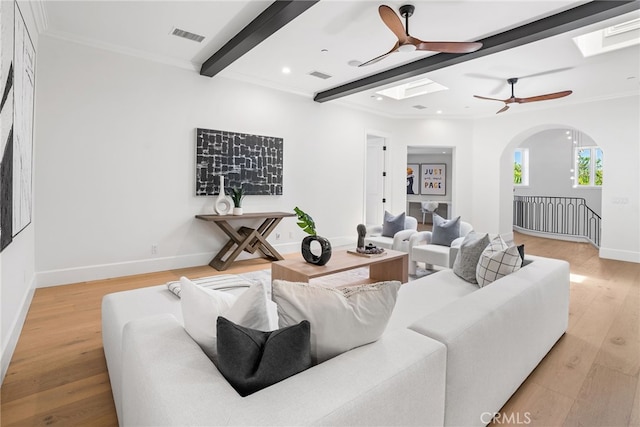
[[271, 249, 408, 285]]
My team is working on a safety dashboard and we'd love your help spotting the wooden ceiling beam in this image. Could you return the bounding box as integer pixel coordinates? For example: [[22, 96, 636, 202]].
[[200, 0, 319, 78], [314, 0, 640, 103]]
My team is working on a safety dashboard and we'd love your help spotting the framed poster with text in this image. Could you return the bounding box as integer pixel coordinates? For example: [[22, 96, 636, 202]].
[[421, 163, 446, 195]]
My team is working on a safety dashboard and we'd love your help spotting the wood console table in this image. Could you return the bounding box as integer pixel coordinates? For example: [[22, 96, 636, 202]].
[[195, 211, 295, 271]]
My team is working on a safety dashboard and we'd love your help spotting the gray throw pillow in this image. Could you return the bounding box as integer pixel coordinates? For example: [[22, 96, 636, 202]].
[[216, 316, 311, 397], [453, 232, 490, 283], [382, 211, 406, 237], [431, 214, 461, 246]]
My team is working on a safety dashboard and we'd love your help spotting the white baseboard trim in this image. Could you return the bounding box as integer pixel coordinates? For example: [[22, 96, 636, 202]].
[[599, 247, 640, 263], [1, 279, 35, 385], [512, 227, 595, 245], [35, 237, 357, 288]]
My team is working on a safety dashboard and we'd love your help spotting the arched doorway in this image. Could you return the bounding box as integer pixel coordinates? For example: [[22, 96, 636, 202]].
[[503, 126, 602, 247]]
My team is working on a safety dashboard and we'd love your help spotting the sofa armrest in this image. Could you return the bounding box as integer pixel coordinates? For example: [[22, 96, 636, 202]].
[[393, 229, 417, 250], [122, 314, 447, 426], [447, 236, 466, 267], [408, 257, 570, 426], [366, 224, 383, 237]]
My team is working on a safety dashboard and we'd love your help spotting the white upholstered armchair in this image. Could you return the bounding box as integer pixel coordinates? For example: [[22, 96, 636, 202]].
[[364, 213, 418, 253], [408, 219, 473, 274]]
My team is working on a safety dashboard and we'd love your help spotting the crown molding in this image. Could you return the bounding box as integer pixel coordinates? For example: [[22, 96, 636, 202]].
[[43, 29, 200, 72], [27, 0, 48, 35]]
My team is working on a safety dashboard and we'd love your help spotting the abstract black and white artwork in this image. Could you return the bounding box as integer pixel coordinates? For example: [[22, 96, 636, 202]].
[[0, 1, 35, 252], [1, 0, 15, 251], [196, 128, 283, 196], [12, 2, 35, 237]]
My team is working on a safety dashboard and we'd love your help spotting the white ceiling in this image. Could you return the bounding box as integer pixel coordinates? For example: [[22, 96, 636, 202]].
[[40, 1, 640, 118]]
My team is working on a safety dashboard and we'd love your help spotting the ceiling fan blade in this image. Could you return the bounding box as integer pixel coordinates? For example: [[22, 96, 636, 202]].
[[497, 105, 510, 114], [359, 41, 400, 67], [378, 5, 407, 41], [517, 90, 573, 103], [416, 41, 482, 53], [473, 95, 506, 102]]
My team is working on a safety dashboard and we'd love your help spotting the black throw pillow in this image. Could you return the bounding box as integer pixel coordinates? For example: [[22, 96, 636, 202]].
[[216, 316, 312, 397]]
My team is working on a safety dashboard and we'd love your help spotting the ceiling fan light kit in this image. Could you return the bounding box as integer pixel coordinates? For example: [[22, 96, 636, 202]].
[[359, 4, 483, 67]]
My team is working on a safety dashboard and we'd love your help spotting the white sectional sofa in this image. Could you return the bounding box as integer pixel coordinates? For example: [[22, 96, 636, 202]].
[[102, 255, 569, 426]]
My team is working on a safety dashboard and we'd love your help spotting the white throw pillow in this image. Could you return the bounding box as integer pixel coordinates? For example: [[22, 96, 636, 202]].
[[271, 280, 401, 364], [476, 236, 522, 287], [180, 277, 271, 362]]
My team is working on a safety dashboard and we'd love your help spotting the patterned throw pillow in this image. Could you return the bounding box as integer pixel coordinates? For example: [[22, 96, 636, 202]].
[[431, 214, 461, 246], [166, 274, 251, 298], [453, 232, 490, 283], [382, 211, 406, 237], [476, 236, 522, 287]]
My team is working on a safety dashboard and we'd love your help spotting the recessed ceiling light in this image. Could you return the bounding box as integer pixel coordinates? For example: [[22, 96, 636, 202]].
[[376, 96, 383, 101], [282, 67, 291, 74], [436, 110, 443, 114], [566, 130, 571, 134], [321, 49, 329, 53], [348, 60, 362, 67]]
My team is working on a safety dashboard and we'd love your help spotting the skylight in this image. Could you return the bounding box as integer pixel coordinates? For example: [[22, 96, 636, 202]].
[[573, 18, 640, 57], [376, 77, 448, 101]]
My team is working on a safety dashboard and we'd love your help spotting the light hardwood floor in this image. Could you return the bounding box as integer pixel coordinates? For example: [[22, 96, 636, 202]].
[[1, 233, 638, 426]]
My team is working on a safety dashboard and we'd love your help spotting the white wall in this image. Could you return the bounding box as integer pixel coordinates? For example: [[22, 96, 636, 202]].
[[472, 96, 640, 263], [1, 0, 39, 383], [33, 35, 402, 286], [514, 128, 602, 216]]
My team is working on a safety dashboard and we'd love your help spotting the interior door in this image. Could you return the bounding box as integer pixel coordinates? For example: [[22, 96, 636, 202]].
[[365, 136, 386, 225]]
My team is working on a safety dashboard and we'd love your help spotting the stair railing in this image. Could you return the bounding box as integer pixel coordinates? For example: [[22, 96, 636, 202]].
[[513, 195, 601, 247]]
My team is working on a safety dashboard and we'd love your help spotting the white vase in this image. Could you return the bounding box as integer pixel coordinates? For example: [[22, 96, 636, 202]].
[[233, 207, 243, 216], [214, 176, 232, 215]]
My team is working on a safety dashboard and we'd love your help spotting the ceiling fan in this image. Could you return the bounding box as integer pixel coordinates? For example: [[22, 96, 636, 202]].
[[474, 78, 573, 114], [360, 4, 483, 67]]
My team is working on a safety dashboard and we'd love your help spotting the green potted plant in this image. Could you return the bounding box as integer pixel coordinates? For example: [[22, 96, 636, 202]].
[[294, 207, 332, 266], [230, 186, 245, 215]]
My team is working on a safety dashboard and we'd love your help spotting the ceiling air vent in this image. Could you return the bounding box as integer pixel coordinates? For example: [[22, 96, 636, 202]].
[[308, 71, 332, 80], [171, 27, 206, 43], [413, 105, 427, 110]]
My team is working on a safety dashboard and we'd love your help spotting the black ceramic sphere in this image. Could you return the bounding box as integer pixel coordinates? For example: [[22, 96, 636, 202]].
[[301, 235, 332, 266]]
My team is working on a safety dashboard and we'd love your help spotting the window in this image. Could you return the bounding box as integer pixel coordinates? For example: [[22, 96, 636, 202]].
[[514, 148, 529, 185], [575, 146, 603, 187]]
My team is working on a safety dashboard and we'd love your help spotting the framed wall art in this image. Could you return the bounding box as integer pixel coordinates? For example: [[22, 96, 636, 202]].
[[421, 163, 446, 195], [1, 1, 35, 252], [195, 128, 283, 196]]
